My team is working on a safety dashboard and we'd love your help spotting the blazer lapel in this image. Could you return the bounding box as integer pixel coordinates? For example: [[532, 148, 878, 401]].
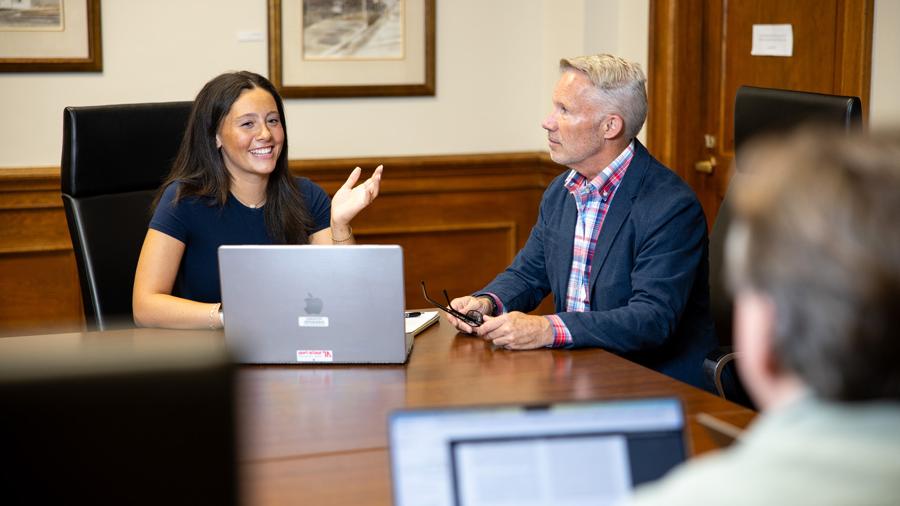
[[588, 141, 650, 288], [555, 185, 578, 302]]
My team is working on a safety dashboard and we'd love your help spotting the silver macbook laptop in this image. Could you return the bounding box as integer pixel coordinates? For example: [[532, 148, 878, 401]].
[[218, 245, 411, 364], [389, 397, 687, 506]]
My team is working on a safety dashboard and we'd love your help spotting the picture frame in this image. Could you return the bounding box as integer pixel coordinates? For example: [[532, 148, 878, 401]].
[[0, 0, 102, 72], [268, 0, 435, 98]]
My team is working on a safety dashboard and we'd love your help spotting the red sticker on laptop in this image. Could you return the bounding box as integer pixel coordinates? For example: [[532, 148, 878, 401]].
[[296, 350, 334, 363]]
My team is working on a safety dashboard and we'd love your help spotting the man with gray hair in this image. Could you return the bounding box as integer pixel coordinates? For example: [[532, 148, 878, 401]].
[[445, 54, 715, 388], [629, 129, 900, 504]]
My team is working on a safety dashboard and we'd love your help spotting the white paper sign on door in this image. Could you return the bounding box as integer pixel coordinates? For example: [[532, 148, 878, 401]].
[[751, 24, 793, 57]]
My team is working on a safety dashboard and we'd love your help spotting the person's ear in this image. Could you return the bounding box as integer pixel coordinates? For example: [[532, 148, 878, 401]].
[[734, 290, 779, 406], [759, 314, 783, 377], [602, 114, 624, 139], [756, 294, 789, 377], [215, 134, 223, 149]]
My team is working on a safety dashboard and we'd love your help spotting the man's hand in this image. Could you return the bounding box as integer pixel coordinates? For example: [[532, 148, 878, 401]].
[[477, 312, 554, 350], [445, 296, 493, 334]]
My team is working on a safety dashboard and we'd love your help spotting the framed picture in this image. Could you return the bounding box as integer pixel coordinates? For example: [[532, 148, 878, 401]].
[[0, 0, 101, 72], [268, 0, 435, 98]]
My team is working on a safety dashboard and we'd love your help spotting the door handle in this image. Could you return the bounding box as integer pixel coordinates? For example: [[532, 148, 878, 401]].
[[694, 156, 716, 174]]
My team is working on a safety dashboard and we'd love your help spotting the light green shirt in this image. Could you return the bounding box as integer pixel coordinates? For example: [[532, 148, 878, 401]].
[[629, 396, 900, 506]]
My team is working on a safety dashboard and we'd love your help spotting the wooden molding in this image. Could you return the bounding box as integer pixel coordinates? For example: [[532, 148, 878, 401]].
[[0, 152, 563, 197], [0, 166, 70, 255], [833, 0, 874, 123], [0, 166, 59, 182], [646, 0, 705, 182], [290, 151, 562, 193], [0, 166, 60, 206]]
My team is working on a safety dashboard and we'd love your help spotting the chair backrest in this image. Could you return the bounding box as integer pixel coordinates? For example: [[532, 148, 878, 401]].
[[710, 86, 862, 348], [61, 101, 192, 330]]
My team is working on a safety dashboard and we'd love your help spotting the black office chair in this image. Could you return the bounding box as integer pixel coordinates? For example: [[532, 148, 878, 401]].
[[61, 102, 192, 330], [703, 86, 862, 405]]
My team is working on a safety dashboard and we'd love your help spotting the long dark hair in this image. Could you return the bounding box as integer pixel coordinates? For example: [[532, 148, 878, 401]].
[[156, 71, 314, 243]]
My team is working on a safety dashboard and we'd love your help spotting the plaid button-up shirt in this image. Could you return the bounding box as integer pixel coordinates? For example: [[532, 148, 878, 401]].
[[546, 141, 634, 346]]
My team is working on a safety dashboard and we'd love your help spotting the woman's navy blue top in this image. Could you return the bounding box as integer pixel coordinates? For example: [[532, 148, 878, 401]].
[[149, 177, 330, 303]]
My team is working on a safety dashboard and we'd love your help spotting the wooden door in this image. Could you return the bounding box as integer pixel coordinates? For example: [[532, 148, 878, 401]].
[[647, 0, 873, 224]]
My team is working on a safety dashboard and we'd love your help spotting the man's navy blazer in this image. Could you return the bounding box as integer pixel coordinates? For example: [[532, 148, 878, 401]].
[[482, 140, 716, 388]]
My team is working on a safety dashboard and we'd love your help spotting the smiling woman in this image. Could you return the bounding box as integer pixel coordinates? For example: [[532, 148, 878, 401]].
[[131, 71, 384, 330], [215, 87, 286, 201]]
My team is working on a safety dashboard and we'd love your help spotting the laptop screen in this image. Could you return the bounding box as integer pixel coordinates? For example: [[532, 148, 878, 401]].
[[389, 397, 686, 506]]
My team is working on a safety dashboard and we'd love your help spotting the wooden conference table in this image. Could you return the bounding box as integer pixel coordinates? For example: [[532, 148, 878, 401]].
[[2, 319, 755, 505]]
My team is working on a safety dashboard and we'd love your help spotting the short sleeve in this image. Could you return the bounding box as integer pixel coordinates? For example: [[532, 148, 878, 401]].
[[298, 178, 331, 234], [149, 183, 189, 243]]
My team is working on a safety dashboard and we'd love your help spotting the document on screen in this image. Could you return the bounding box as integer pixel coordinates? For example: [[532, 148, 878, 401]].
[[451, 434, 632, 506]]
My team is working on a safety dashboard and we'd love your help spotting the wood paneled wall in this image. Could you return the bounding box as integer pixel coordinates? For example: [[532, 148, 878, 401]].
[[0, 168, 84, 336], [0, 153, 562, 337]]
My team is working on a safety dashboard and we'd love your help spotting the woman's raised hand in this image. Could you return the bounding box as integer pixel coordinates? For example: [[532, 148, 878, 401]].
[[330, 164, 383, 227]]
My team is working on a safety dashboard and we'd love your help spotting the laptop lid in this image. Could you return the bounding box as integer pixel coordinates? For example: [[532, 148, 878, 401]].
[[0, 333, 237, 506], [389, 397, 686, 506], [218, 244, 409, 364]]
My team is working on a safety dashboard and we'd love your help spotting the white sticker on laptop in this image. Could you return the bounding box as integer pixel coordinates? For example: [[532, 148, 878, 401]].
[[296, 350, 334, 362], [298, 316, 329, 327]]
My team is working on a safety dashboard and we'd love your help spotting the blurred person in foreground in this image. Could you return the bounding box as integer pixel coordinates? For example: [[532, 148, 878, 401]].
[[445, 54, 715, 388], [629, 128, 900, 505]]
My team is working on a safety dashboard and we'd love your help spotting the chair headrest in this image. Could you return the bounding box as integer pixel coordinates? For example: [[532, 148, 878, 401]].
[[734, 86, 862, 171], [61, 101, 193, 197]]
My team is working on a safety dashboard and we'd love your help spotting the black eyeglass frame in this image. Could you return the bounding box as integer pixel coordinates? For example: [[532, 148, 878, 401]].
[[420, 281, 484, 327]]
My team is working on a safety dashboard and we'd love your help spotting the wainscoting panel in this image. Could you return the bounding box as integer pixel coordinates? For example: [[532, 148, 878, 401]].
[[0, 167, 83, 335], [0, 154, 562, 336], [0, 251, 83, 335], [360, 222, 517, 309]]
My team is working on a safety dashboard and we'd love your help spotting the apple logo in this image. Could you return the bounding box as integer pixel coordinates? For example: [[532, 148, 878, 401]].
[[304, 292, 324, 314]]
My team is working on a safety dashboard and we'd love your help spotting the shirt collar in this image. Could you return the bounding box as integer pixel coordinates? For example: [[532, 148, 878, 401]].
[[564, 140, 636, 193]]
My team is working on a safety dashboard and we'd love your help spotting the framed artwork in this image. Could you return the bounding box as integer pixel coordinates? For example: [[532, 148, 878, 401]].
[[268, 0, 435, 98], [0, 0, 102, 72]]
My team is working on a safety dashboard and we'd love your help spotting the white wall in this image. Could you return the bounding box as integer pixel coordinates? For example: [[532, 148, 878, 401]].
[[539, 0, 586, 137], [1, 0, 897, 168], [870, 0, 900, 130], [0, 0, 548, 167], [582, 0, 650, 142]]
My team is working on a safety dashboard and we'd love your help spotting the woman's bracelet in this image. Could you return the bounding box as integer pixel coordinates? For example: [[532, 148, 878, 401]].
[[209, 302, 223, 329], [332, 225, 353, 243]]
